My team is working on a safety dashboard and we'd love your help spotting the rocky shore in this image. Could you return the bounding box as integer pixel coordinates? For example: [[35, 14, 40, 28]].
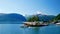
[[23, 22, 48, 27]]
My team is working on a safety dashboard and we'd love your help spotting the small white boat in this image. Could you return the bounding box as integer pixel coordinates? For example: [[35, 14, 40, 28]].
[[56, 23, 60, 25]]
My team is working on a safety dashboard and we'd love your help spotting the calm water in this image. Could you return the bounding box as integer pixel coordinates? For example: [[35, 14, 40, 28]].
[[0, 22, 60, 34]]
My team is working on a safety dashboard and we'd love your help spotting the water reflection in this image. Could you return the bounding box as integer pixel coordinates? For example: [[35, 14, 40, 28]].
[[32, 27, 40, 34], [23, 27, 40, 34]]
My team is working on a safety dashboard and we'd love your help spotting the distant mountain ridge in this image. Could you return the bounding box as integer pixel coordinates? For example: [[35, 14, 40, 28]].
[[26, 14, 55, 22], [0, 13, 26, 24], [37, 14, 55, 21]]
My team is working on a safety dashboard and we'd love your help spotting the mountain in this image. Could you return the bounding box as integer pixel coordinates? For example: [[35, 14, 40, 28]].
[[0, 13, 26, 24], [37, 14, 55, 21], [26, 14, 55, 22]]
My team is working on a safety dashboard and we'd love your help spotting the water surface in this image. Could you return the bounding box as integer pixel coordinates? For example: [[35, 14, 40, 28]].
[[0, 22, 60, 34]]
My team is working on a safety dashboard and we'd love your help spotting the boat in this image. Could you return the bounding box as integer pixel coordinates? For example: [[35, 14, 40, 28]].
[[23, 22, 48, 27], [56, 23, 60, 25]]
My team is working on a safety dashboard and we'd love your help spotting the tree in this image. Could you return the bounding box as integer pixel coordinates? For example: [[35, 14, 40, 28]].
[[52, 14, 60, 22], [27, 15, 40, 22], [55, 14, 60, 20]]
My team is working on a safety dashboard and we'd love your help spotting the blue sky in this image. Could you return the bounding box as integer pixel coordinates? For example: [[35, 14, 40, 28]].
[[0, 0, 60, 16]]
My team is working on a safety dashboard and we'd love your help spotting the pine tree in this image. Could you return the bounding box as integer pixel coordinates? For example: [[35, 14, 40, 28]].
[[27, 15, 40, 22]]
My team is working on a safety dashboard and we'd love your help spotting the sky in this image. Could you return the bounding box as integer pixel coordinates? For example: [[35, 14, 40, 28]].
[[0, 0, 60, 16]]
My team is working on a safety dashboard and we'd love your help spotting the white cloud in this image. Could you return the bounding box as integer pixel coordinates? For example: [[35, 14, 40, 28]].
[[35, 10, 47, 15], [36, 11, 42, 14], [35, 10, 43, 14]]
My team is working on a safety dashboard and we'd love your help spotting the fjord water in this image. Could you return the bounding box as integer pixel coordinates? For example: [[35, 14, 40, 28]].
[[0, 22, 60, 34]]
